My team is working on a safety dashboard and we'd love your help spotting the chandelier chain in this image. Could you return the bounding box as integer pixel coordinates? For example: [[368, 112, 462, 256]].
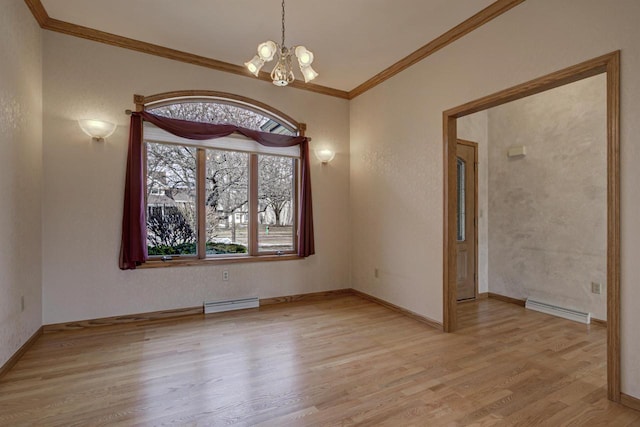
[[281, 0, 286, 48]]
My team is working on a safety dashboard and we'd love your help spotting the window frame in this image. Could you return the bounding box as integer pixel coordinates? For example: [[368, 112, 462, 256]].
[[139, 93, 304, 267], [254, 153, 299, 256]]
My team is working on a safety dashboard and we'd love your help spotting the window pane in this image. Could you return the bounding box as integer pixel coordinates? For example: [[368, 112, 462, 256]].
[[457, 157, 466, 242], [205, 150, 249, 255], [258, 155, 295, 252], [148, 102, 295, 135], [146, 143, 197, 255]]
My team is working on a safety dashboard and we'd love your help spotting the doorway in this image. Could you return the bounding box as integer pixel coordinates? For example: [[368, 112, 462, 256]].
[[442, 51, 620, 401], [456, 140, 477, 301]]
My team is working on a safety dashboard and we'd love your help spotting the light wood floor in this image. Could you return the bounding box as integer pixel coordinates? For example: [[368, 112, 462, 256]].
[[1, 296, 638, 426]]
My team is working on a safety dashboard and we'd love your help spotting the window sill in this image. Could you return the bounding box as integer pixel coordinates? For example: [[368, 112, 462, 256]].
[[138, 254, 302, 269]]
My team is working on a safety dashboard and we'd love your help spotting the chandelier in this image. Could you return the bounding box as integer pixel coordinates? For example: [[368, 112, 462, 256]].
[[244, 0, 318, 86]]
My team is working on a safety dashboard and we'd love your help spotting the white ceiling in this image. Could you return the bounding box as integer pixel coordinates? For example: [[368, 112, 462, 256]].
[[41, 0, 495, 91]]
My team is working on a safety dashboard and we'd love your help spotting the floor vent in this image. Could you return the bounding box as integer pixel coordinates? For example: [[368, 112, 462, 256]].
[[525, 298, 591, 324], [204, 297, 259, 314]]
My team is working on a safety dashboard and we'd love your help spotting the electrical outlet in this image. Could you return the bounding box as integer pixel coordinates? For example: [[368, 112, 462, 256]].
[[374, 268, 379, 278], [591, 282, 602, 295], [21, 296, 25, 312], [223, 270, 229, 281]]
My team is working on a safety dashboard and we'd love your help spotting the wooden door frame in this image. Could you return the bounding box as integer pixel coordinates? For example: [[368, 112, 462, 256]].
[[442, 51, 621, 402], [456, 139, 479, 301]]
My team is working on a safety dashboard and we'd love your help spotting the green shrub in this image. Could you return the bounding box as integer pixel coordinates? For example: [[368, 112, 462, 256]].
[[147, 243, 196, 256], [206, 242, 247, 254], [148, 242, 247, 256]]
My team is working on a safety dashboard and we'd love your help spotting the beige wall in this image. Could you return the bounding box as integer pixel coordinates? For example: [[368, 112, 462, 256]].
[[42, 32, 350, 324], [350, 0, 640, 397], [487, 75, 606, 320], [0, 0, 43, 366]]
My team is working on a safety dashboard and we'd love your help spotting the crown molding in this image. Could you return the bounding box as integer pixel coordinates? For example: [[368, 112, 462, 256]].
[[24, 0, 47, 25], [347, 0, 526, 99], [23, 0, 350, 99], [24, 0, 525, 100]]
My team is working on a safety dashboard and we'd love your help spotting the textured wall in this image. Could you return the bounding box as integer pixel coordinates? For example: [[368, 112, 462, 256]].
[[42, 32, 350, 324], [487, 75, 606, 320], [457, 112, 489, 294], [0, 0, 43, 367], [350, 0, 640, 397]]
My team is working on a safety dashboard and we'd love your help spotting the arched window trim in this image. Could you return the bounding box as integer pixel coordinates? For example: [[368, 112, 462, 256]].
[[135, 91, 303, 135]]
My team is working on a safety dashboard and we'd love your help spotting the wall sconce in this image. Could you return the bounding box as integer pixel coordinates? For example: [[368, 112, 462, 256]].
[[78, 119, 117, 142], [315, 148, 335, 164]]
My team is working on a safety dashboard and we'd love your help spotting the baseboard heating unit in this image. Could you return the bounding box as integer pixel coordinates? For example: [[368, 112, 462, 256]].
[[204, 297, 260, 314], [525, 298, 591, 324]]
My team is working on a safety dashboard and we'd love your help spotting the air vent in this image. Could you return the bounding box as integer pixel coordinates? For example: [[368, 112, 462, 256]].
[[525, 298, 591, 324], [204, 297, 259, 314]]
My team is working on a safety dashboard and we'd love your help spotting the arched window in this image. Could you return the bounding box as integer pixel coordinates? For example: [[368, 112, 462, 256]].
[[141, 94, 303, 260]]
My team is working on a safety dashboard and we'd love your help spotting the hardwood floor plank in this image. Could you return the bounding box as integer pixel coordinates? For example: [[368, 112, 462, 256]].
[[0, 296, 637, 425]]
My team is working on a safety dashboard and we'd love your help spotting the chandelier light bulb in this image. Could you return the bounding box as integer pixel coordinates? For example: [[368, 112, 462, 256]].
[[300, 65, 319, 83], [257, 41, 277, 61], [244, 55, 265, 76], [295, 46, 314, 66]]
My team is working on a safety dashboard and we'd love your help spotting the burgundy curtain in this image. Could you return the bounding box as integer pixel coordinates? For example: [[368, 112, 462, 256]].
[[119, 113, 147, 269], [119, 111, 315, 270], [298, 140, 314, 256]]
